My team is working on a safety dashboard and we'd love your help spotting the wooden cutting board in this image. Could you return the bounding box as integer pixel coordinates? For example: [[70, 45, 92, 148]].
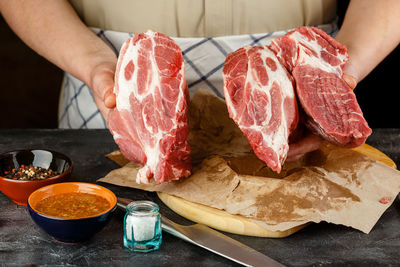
[[158, 144, 396, 238]]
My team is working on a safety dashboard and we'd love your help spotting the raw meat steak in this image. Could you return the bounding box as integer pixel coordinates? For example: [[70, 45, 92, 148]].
[[223, 46, 299, 173], [270, 27, 371, 147], [108, 30, 191, 184]]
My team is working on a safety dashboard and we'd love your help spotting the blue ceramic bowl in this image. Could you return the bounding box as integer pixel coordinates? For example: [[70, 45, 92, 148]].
[[27, 182, 117, 243]]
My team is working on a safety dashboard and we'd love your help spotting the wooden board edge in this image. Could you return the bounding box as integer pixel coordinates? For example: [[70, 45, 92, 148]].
[[158, 191, 308, 237], [352, 143, 396, 169]]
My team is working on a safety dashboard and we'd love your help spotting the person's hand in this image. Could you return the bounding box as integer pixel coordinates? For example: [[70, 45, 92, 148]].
[[342, 59, 359, 90], [88, 54, 117, 121], [286, 59, 359, 162], [287, 131, 322, 162]]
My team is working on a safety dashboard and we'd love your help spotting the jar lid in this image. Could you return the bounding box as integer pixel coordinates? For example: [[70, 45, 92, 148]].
[[126, 200, 159, 216]]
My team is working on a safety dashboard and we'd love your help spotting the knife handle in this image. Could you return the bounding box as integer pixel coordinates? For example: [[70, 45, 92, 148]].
[[116, 197, 132, 209]]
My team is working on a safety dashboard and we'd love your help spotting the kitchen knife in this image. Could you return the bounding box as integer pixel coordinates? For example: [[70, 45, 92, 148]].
[[117, 197, 284, 267]]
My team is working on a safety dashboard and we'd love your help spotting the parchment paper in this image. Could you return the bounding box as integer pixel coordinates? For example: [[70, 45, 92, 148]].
[[99, 90, 400, 234]]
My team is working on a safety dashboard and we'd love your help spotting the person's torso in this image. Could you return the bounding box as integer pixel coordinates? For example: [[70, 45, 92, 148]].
[[60, 0, 338, 129], [69, 0, 336, 37]]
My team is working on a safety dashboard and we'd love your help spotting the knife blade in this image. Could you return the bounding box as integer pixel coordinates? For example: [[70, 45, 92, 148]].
[[117, 197, 284, 267]]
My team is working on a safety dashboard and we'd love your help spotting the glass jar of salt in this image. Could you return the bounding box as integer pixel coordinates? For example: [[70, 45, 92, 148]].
[[123, 200, 162, 252]]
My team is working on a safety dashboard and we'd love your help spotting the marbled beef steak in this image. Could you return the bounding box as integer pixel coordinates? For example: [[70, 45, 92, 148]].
[[223, 26, 371, 172], [270, 27, 372, 147], [109, 30, 191, 184], [223, 46, 299, 173]]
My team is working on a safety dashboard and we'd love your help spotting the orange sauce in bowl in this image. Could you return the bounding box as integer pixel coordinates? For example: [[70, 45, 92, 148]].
[[35, 192, 111, 219]]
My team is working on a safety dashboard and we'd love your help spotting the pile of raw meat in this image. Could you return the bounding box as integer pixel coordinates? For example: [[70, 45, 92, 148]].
[[109, 27, 371, 184], [223, 27, 371, 172]]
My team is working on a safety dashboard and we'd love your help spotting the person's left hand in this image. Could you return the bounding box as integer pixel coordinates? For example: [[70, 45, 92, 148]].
[[342, 59, 359, 90], [287, 131, 322, 162], [286, 60, 359, 162]]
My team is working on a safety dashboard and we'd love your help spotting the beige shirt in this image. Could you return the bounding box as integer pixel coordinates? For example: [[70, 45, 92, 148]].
[[69, 0, 336, 37]]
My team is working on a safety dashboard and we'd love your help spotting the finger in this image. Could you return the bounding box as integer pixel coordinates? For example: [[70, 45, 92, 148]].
[[93, 93, 110, 124], [287, 133, 322, 161], [341, 60, 359, 90], [104, 89, 116, 108], [343, 74, 357, 90], [286, 153, 304, 162], [92, 69, 116, 108]]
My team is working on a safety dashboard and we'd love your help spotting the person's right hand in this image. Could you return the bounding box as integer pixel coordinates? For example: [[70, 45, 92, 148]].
[[88, 55, 117, 121], [1, 0, 121, 124]]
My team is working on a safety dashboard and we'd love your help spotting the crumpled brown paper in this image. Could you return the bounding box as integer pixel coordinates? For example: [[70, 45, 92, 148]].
[[99, 90, 400, 234]]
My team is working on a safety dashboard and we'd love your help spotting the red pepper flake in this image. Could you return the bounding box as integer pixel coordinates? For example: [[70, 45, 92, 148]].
[[379, 196, 391, 204]]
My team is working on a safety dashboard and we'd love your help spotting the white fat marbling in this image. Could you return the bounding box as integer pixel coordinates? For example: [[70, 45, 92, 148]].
[[114, 30, 188, 183]]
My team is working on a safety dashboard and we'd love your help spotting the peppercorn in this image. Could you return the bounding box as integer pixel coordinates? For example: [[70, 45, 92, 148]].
[[2, 165, 59, 180]]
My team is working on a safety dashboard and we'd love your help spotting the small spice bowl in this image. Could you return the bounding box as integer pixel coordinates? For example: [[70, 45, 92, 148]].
[[0, 149, 73, 205], [27, 182, 117, 243]]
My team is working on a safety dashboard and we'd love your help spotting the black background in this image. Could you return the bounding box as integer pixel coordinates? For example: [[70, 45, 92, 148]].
[[0, 1, 398, 129]]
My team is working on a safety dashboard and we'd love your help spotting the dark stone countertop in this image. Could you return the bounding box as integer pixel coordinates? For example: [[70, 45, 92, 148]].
[[0, 129, 399, 266]]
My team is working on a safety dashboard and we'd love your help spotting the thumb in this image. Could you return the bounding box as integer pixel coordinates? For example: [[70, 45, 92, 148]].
[[343, 74, 357, 90], [342, 60, 359, 90], [92, 68, 116, 109], [104, 89, 116, 109]]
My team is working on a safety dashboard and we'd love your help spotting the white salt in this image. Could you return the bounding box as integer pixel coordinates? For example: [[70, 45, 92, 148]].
[[126, 215, 157, 242]]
